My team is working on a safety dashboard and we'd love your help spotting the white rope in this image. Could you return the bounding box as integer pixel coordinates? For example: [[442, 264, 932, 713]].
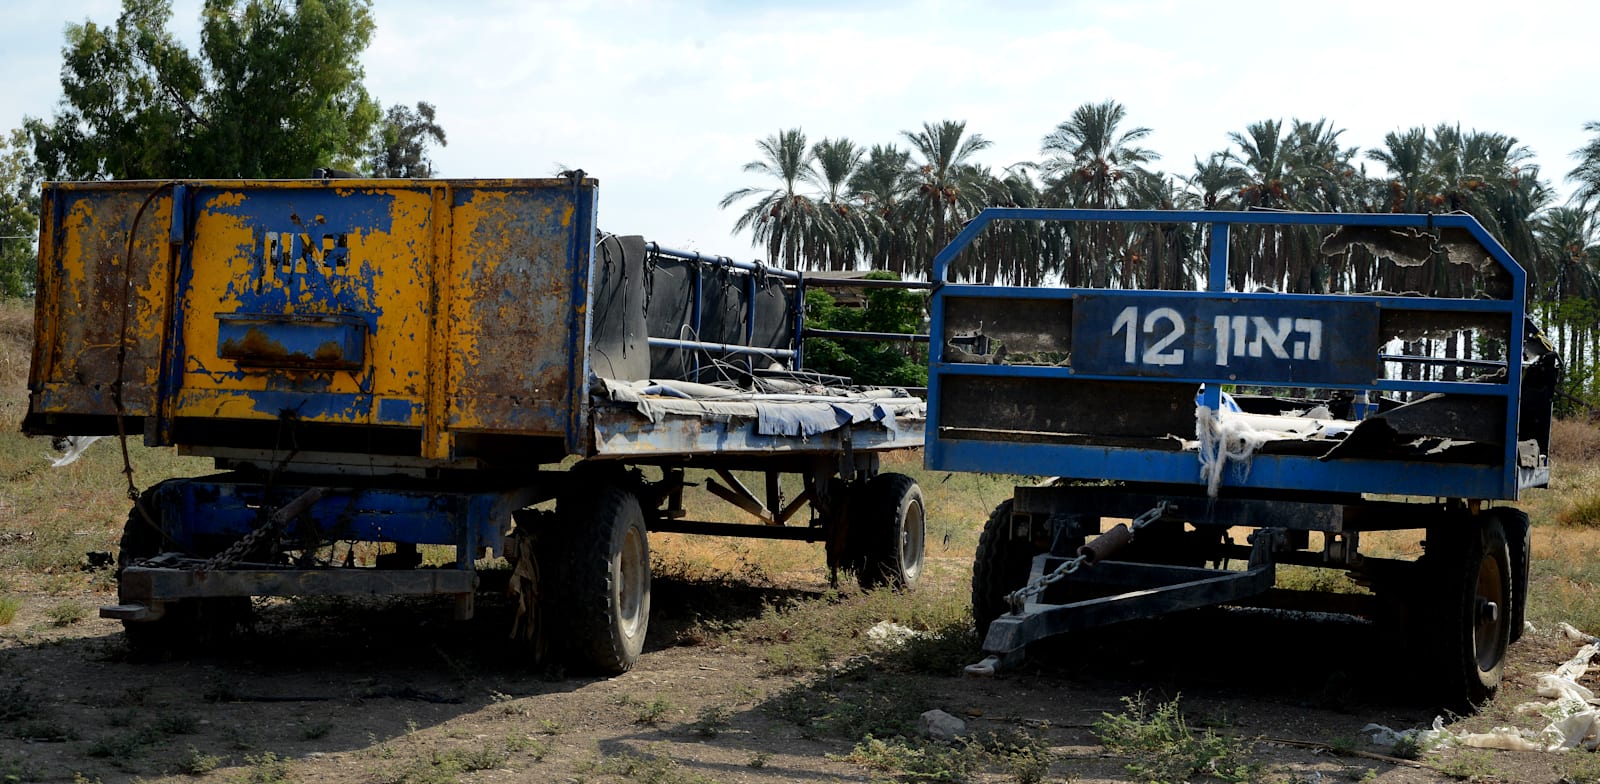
[[1195, 406, 1274, 498]]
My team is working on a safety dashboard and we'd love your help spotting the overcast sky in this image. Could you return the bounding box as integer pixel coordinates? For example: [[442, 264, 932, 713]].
[[3, 0, 1596, 254]]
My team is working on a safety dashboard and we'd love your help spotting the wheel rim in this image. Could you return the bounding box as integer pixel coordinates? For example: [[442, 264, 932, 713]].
[[617, 524, 647, 639], [1473, 549, 1507, 672], [900, 497, 925, 582]]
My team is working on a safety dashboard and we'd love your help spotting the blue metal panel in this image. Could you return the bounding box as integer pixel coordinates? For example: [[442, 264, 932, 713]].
[[216, 312, 367, 371], [925, 209, 1532, 501], [154, 478, 534, 556], [931, 438, 1508, 499], [1071, 294, 1380, 386]]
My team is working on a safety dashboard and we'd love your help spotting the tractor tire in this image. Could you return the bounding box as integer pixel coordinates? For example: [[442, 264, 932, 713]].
[[971, 499, 1042, 639], [1424, 515, 1513, 710], [853, 473, 926, 591], [554, 482, 652, 674], [117, 484, 249, 656], [1493, 507, 1531, 644]]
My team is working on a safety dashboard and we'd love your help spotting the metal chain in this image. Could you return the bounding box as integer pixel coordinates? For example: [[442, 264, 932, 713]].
[[196, 518, 283, 573], [1004, 501, 1173, 612], [194, 487, 331, 573]]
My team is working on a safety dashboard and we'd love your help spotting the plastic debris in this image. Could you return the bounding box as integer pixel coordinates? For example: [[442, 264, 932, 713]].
[[48, 435, 102, 467], [1366, 623, 1600, 754], [866, 620, 924, 647]]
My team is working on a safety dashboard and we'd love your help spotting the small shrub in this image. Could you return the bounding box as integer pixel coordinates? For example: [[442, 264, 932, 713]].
[[842, 735, 982, 782], [14, 719, 76, 742], [686, 705, 732, 738], [1556, 491, 1600, 528], [150, 711, 200, 736], [45, 600, 87, 627], [597, 749, 718, 784], [0, 684, 41, 721], [298, 721, 331, 741], [174, 746, 221, 775], [1431, 748, 1498, 782], [624, 695, 672, 726], [0, 595, 19, 626], [243, 751, 291, 783], [1092, 694, 1260, 784]]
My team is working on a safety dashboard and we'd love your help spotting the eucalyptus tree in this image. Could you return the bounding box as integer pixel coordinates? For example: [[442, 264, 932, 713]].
[[901, 120, 994, 278], [719, 128, 824, 268], [27, 0, 382, 180]]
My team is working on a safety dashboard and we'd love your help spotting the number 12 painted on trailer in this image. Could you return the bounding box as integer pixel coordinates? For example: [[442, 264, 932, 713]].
[[1111, 306, 1186, 366]]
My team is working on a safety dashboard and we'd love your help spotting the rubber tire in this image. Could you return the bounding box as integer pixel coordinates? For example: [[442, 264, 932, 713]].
[[1494, 507, 1531, 644], [854, 473, 926, 591], [1426, 515, 1513, 710], [971, 499, 1041, 638], [555, 483, 651, 674], [117, 485, 249, 655]]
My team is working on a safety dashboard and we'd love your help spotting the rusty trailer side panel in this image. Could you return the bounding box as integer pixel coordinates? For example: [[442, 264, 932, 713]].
[[25, 179, 599, 459]]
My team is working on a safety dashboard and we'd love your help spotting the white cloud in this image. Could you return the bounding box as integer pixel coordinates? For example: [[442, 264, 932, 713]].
[[4, 0, 1597, 251]]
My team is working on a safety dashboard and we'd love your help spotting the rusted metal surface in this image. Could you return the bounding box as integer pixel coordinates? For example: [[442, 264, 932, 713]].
[[26, 179, 597, 456]]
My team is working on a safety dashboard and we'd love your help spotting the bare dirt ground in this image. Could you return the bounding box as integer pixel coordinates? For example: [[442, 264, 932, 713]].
[[3, 552, 1597, 784]]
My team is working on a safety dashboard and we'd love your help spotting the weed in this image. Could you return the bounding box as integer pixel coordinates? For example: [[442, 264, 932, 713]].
[[0, 595, 18, 626], [1092, 694, 1260, 784], [537, 718, 563, 735], [43, 573, 78, 595], [597, 748, 718, 784], [686, 704, 732, 738], [86, 730, 150, 759], [842, 734, 982, 783], [243, 751, 292, 783], [1431, 748, 1501, 781], [150, 711, 200, 736], [1557, 748, 1600, 784], [45, 600, 87, 627], [746, 751, 771, 768], [0, 684, 40, 721], [766, 673, 928, 740], [625, 695, 673, 726], [431, 743, 508, 773], [104, 709, 136, 728], [0, 754, 32, 784], [1390, 733, 1422, 761], [174, 746, 221, 775], [1557, 491, 1600, 528], [13, 718, 76, 742], [298, 721, 332, 741]]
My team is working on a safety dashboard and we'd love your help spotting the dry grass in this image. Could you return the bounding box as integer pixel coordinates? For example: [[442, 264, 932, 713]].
[[1550, 417, 1600, 464]]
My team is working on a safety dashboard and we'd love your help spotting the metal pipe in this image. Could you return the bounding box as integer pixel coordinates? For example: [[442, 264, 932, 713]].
[[804, 328, 929, 343], [648, 519, 823, 541], [1378, 354, 1507, 368], [645, 336, 795, 359], [646, 243, 801, 281], [803, 277, 932, 290]]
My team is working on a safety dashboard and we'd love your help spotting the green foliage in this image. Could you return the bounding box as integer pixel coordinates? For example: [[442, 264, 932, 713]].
[[0, 130, 37, 299], [46, 600, 88, 627], [28, 0, 391, 180], [1092, 694, 1261, 784], [0, 595, 18, 626], [803, 274, 926, 387], [175, 746, 221, 775], [369, 102, 447, 177]]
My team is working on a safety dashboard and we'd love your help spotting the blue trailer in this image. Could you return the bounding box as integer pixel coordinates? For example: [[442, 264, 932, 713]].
[[926, 209, 1556, 708], [24, 177, 927, 673]]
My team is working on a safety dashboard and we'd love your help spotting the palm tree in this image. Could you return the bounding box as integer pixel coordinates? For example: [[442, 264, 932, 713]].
[[1184, 152, 1246, 210], [1038, 100, 1159, 287], [849, 144, 914, 273], [809, 136, 867, 271], [1570, 121, 1600, 211], [719, 129, 823, 268], [901, 120, 993, 277]]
